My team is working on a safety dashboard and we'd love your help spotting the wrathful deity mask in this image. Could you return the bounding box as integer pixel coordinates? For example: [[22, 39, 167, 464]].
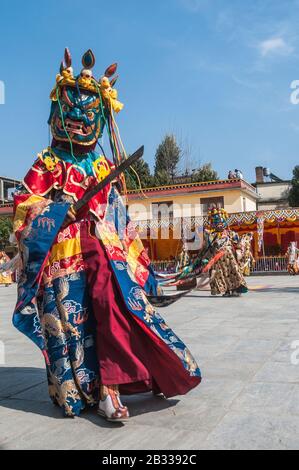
[[48, 48, 123, 153], [208, 207, 229, 231], [49, 86, 104, 149]]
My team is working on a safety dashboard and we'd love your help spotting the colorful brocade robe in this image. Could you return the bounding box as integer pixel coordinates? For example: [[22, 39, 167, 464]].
[[13, 148, 201, 416], [204, 229, 248, 296]]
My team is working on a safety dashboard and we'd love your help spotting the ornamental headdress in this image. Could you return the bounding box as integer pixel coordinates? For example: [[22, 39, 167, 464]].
[[50, 48, 123, 113], [48, 48, 144, 195], [207, 207, 229, 230], [48, 48, 129, 175]]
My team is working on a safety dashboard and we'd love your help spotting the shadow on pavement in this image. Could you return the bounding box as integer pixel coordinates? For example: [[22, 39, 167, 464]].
[[250, 287, 299, 293], [187, 286, 299, 297], [186, 294, 239, 299], [0, 367, 179, 427]]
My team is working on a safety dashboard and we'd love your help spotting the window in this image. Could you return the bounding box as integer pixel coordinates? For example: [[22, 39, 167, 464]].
[[200, 197, 224, 216], [152, 201, 174, 221]]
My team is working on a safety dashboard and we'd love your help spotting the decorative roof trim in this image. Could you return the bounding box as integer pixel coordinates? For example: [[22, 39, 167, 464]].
[[130, 208, 299, 230], [127, 178, 257, 198]]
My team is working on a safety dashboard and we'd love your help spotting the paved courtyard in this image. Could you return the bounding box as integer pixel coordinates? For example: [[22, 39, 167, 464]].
[[0, 276, 299, 450]]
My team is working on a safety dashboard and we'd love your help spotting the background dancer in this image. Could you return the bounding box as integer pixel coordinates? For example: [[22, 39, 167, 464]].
[[286, 242, 299, 275], [0, 251, 13, 286], [203, 207, 248, 297], [238, 232, 255, 276]]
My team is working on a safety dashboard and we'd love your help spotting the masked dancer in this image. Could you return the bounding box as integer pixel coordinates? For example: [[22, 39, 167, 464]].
[[12, 49, 201, 422], [204, 207, 248, 297]]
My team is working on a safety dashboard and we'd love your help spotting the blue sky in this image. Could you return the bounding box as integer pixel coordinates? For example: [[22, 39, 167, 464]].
[[1, 0, 299, 182]]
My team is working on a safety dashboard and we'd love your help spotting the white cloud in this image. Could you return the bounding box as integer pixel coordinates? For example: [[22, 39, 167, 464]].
[[258, 37, 294, 57]]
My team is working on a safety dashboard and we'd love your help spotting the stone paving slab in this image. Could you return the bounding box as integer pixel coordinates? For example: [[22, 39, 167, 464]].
[[0, 277, 299, 450]]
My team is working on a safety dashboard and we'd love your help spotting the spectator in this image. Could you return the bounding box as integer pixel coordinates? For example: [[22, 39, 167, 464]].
[[235, 169, 243, 179], [228, 170, 235, 179]]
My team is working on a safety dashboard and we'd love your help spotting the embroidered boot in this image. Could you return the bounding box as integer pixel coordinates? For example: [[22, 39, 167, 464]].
[[98, 385, 130, 423], [231, 289, 241, 297], [222, 291, 231, 297]]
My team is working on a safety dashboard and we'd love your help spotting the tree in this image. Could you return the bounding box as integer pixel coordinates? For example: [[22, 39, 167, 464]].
[[153, 169, 172, 187], [191, 163, 219, 182], [288, 166, 299, 207], [0, 217, 13, 249], [154, 134, 182, 185], [125, 158, 154, 190]]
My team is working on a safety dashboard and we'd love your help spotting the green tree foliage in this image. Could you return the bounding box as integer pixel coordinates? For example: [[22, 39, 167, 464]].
[[153, 169, 172, 187], [125, 158, 154, 190], [191, 163, 219, 182], [0, 217, 13, 249], [154, 134, 182, 185], [288, 166, 299, 207], [124, 135, 219, 190]]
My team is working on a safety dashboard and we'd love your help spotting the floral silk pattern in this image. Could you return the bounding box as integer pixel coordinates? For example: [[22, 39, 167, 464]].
[[13, 150, 201, 416]]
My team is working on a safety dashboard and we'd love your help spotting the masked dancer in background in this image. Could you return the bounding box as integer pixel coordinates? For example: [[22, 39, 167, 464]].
[[285, 241, 299, 275], [238, 232, 255, 276], [176, 243, 190, 272], [203, 207, 248, 297], [0, 251, 13, 286]]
